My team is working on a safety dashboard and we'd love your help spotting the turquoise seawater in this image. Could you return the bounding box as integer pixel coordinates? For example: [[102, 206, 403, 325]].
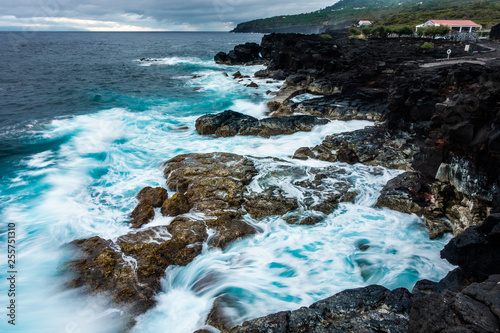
[[0, 32, 453, 333]]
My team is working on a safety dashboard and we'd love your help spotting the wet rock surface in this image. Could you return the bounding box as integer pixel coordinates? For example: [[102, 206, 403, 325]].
[[67, 153, 365, 316], [441, 213, 500, 280], [195, 110, 329, 138], [375, 171, 490, 238], [214, 42, 264, 65], [294, 127, 419, 170], [129, 200, 155, 229], [223, 285, 412, 333], [271, 90, 388, 122], [137, 186, 168, 207], [160, 192, 190, 217], [409, 274, 500, 333]]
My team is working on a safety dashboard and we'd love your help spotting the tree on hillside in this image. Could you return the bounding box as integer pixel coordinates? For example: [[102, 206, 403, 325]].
[[361, 27, 372, 37], [372, 26, 387, 38]]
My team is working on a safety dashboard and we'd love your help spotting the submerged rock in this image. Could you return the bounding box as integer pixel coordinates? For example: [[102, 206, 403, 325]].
[[195, 110, 329, 138]]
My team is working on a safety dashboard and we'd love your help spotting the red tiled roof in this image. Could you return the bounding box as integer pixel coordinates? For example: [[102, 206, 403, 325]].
[[430, 20, 481, 27]]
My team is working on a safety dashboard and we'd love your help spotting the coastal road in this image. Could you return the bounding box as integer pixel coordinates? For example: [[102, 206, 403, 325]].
[[420, 59, 488, 67]]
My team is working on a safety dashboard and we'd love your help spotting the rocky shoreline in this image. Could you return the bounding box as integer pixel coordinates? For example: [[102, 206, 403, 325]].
[[66, 33, 500, 332]]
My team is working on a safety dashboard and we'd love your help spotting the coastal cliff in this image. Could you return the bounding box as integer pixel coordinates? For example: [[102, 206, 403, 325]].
[[212, 33, 500, 332], [66, 32, 500, 332]]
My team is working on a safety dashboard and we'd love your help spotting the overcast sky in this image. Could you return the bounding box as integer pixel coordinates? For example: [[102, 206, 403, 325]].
[[0, 0, 339, 31]]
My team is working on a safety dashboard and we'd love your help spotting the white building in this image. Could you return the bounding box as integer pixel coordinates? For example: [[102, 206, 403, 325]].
[[357, 20, 372, 27], [415, 20, 482, 33]]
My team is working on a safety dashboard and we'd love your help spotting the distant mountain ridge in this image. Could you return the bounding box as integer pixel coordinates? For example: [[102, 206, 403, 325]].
[[231, 0, 500, 33]]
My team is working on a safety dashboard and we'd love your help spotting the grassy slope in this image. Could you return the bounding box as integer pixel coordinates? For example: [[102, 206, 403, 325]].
[[232, 0, 500, 32]]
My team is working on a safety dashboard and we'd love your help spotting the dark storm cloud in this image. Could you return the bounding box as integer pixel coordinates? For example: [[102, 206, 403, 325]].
[[0, 0, 338, 30]]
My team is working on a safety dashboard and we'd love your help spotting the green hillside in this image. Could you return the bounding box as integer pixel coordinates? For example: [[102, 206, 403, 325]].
[[231, 0, 500, 33]]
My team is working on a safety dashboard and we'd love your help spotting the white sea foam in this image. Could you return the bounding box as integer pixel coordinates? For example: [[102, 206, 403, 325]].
[[137, 57, 208, 67], [289, 93, 324, 103]]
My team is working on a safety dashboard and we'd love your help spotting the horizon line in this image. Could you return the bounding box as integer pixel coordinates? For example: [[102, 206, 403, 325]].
[[0, 30, 240, 33]]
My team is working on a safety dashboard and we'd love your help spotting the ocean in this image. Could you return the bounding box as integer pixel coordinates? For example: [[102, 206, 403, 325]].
[[0, 32, 453, 332]]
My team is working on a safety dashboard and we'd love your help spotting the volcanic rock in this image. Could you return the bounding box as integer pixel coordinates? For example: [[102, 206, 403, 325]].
[[214, 43, 264, 65], [224, 285, 412, 333], [130, 200, 155, 229], [137, 186, 168, 207], [294, 127, 418, 170], [196, 110, 329, 138], [161, 192, 190, 216]]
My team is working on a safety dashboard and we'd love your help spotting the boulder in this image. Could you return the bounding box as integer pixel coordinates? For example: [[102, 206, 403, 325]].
[[137, 186, 168, 207], [195, 110, 329, 138], [272, 90, 388, 122], [130, 200, 155, 228], [161, 192, 190, 216], [195, 110, 258, 137], [205, 212, 256, 250], [441, 213, 500, 280], [66, 236, 158, 315]]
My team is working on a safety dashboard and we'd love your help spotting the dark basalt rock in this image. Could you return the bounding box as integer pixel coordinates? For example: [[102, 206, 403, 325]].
[[240, 115, 329, 138], [271, 90, 388, 122], [412, 268, 467, 299], [196, 110, 329, 138], [195, 110, 258, 137], [409, 275, 500, 333], [259, 33, 343, 76], [376, 171, 490, 238], [388, 62, 500, 197], [376, 172, 443, 218], [224, 285, 412, 333], [214, 43, 264, 65], [441, 213, 500, 280], [294, 127, 418, 170], [490, 23, 500, 40]]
